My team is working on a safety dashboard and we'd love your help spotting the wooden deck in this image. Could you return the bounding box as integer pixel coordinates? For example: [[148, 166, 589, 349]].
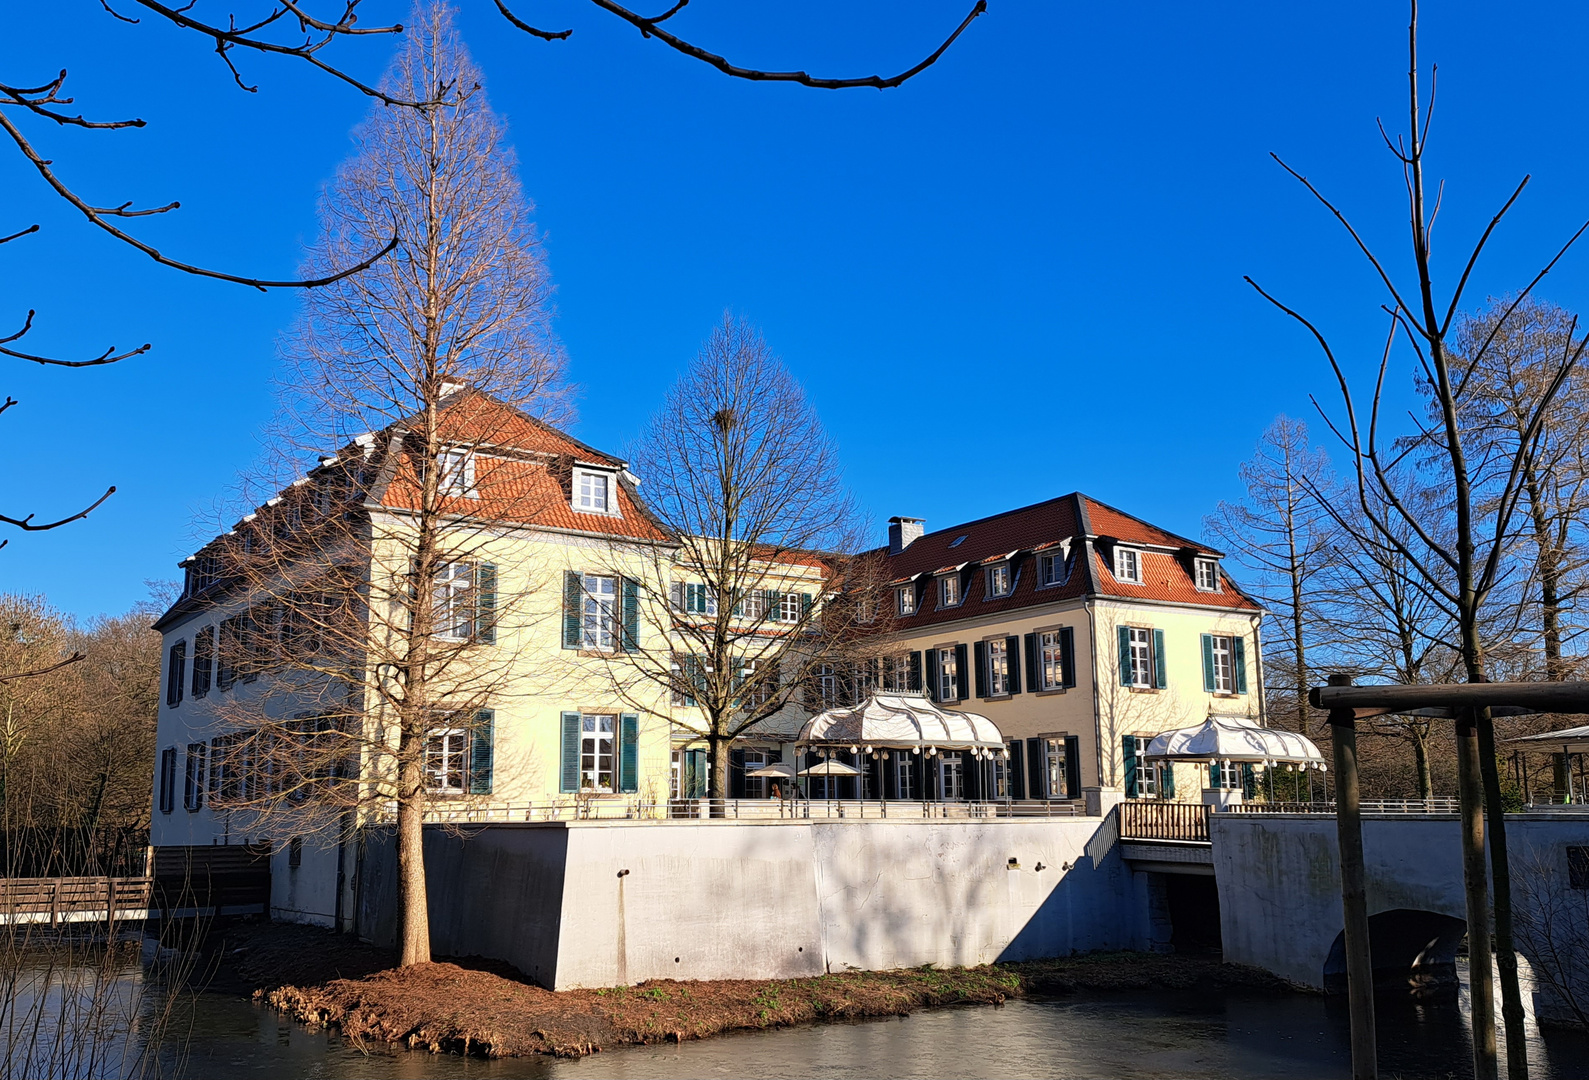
[[1118, 801, 1211, 842], [0, 877, 153, 926]]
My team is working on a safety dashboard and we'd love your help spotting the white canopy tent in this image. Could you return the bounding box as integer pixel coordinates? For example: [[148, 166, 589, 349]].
[[1143, 713, 1326, 768], [797, 694, 1006, 755]]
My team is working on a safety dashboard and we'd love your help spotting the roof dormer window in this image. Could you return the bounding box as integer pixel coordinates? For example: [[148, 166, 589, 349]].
[[438, 448, 476, 498], [938, 573, 962, 608], [1195, 557, 1220, 592], [574, 468, 617, 515], [1114, 546, 1143, 585], [986, 562, 1012, 599]]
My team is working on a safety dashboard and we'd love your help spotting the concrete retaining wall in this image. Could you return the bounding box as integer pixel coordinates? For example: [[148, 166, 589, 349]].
[[358, 817, 1143, 989]]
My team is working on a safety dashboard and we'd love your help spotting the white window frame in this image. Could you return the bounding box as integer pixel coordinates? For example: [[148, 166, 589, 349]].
[[743, 749, 769, 800], [1128, 627, 1154, 689], [779, 592, 803, 624], [895, 754, 916, 799], [1039, 630, 1065, 690], [938, 647, 959, 702], [739, 589, 767, 621], [817, 664, 841, 709], [986, 562, 1012, 598], [437, 448, 476, 498], [1038, 552, 1067, 588], [432, 562, 476, 641], [897, 585, 917, 616], [887, 654, 911, 691], [1044, 737, 1067, 799], [1133, 735, 1158, 797], [938, 573, 961, 608], [425, 727, 468, 794], [987, 638, 1010, 696], [1210, 634, 1236, 694], [991, 756, 1010, 799], [580, 713, 617, 793], [1195, 558, 1219, 592], [573, 468, 616, 515], [1114, 546, 1143, 584], [582, 574, 618, 651], [938, 753, 964, 801]]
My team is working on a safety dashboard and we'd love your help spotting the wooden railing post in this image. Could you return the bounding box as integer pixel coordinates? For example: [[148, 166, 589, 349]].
[[1326, 675, 1377, 1080], [50, 880, 60, 929]]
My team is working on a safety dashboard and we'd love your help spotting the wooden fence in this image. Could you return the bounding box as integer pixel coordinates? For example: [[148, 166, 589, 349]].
[[1118, 801, 1211, 842], [0, 877, 153, 927]]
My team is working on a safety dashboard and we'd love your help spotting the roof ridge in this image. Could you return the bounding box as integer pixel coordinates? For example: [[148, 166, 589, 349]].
[[1081, 493, 1222, 556], [894, 492, 1084, 545]]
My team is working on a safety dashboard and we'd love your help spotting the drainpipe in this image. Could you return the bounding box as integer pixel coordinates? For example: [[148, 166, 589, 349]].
[[1251, 613, 1267, 728], [1085, 599, 1103, 793]]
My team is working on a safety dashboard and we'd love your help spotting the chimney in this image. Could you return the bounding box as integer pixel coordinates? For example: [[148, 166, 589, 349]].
[[888, 516, 925, 555]]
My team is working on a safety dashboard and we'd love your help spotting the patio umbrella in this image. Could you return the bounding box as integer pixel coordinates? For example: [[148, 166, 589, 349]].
[[746, 762, 797, 778], [798, 760, 862, 776]]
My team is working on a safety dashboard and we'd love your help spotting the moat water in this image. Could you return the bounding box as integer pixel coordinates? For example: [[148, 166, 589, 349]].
[[12, 951, 1589, 1079]]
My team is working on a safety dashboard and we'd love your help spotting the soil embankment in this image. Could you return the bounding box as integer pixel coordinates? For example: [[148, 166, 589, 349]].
[[223, 923, 1301, 1060]]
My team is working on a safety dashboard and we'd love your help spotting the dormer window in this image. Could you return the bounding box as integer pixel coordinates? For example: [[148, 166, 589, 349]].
[[1038, 551, 1068, 588], [574, 469, 615, 515], [438, 448, 476, 497], [1195, 558, 1220, 592], [897, 585, 918, 616], [986, 562, 1012, 598], [1114, 546, 1143, 584], [938, 573, 962, 608]]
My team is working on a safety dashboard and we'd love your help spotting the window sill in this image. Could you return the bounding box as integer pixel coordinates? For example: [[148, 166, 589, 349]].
[[1210, 691, 1245, 698], [1034, 687, 1068, 697], [577, 649, 620, 659], [1127, 686, 1160, 694], [1034, 580, 1069, 591], [982, 693, 1012, 703]]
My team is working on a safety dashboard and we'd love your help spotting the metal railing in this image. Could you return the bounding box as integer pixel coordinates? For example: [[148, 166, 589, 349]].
[[1224, 797, 1459, 815], [1118, 801, 1211, 842], [392, 797, 1084, 825]]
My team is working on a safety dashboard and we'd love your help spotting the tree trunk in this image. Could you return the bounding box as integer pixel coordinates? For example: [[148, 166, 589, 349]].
[[395, 739, 431, 967], [1411, 729, 1432, 801], [1457, 714, 1499, 1080], [706, 732, 729, 819], [1522, 458, 1563, 681], [1477, 709, 1530, 1080]]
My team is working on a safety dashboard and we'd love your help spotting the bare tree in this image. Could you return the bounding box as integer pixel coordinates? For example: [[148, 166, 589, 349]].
[[196, 4, 566, 967], [1207, 416, 1336, 734], [1513, 844, 1589, 1031], [585, 316, 889, 813], [1245, 4, 1589, 1072]]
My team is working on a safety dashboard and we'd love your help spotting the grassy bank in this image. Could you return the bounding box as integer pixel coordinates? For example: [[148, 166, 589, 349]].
[[233, 923, 1302, 1060]]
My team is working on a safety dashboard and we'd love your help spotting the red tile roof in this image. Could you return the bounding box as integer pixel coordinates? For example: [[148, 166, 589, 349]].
[[871, 493, 1260, 631]]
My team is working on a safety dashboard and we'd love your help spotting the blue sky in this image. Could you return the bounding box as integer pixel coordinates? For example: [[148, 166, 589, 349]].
[[7, 1, 1589, 620]]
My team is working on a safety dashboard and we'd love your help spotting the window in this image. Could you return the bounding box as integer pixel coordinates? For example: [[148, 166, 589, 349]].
[[939, 753, 964, 800], [425, 728, 468, 793], [896, 754, 916, 799], [437, 448, 475, 497], [855, 598, 876, 624], [166, 640, 186, 707], [1039, 630, 1067, 690], [158, 747, 176, 814], [683, 583, 718, 617], [217, 616, 241, 690], [1045, 738, 1068, 799], [192, 626, 214, 698], [1128, 628, 1154, 689], [288, 837, 303, 869], [740, 658, 775, 709], [433, 562, 476, 640], [580, 714, 617, 793], [743, 749, 768, 800], [1209, 760, 1242, 791], [939, 574, 961, 608], [816, 664, 841, 709], [739, 589, 767, 621], [582, 574, 618, 650], [1114, 547, 1142, 584], [1195, 558, 1219, 592], [1569, 846, 1589, 890], [183, 743, 207, 811], [779, 592, 804, 624], [991, 755, 1010, 799], [987, 638, 1010, 696], [1039, 552, 1067, 587], [897, 585, 917, 616], [575, 469, 610, 513], [1210, 634, 1235, 693], [986, 563, 1012, 598], [937, 647, 959, 702], [885, 654, 912, 692], [1133, 736, 1158, 797]]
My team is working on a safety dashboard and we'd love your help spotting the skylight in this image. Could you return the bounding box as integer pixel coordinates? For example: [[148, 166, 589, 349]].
[[949, 535, 967, 548]]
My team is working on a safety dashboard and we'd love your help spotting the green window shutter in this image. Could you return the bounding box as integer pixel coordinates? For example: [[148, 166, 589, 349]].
[[801, 593, 813, 621], [1006, 635, 1023, 694], [1026, 737, 1044, 798], [1152, 629, 1167, 689], [1065, 735, 1081, 799], [622, 577, 640, 653], [1234, 636, 1248, 693], [686, 583, 702, 614], [954, 644, 969, 701], [1060, 627, 1077, 688], [973, 641, 988, 698], [560, 711, 581, 792], [924, 649, 940, 702], [1241, 762, 1257, 799], [1160, 759, 1176, 800], [1118, 626, 1132, 687], [476, 563, 497, 644], [562, 572, 583, 649], [764, 591, 780, 620], [908, 651, 923, 692], [1024, 633, 1039, 690], [1122, 735, 1138, 797], [469, 709, 495, 794], [619, 713, 640, 793], [1201, 634, 1216, 692]]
